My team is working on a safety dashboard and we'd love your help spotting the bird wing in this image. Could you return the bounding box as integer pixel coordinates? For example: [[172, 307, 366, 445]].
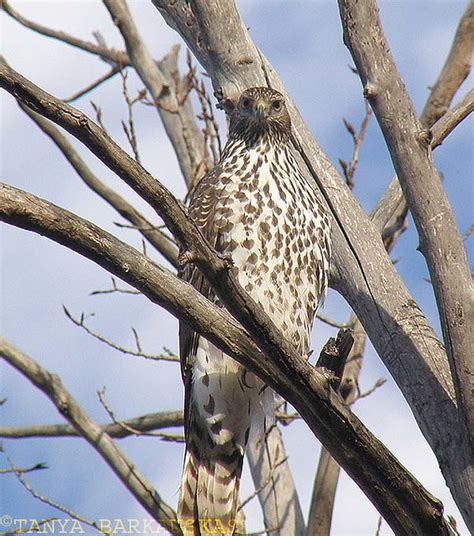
[[178, 165, 224, 391]]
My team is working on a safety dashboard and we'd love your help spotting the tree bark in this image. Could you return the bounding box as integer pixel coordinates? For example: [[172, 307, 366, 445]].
[[338, 0, 474, 477], [151, 1, 473, 525], [247, 426, 306, 536], [0, 182, 455, 535], [0, 337, 181, 535]]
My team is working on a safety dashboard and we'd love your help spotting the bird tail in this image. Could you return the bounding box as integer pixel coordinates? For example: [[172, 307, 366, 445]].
[[178, 432, 244, 536]]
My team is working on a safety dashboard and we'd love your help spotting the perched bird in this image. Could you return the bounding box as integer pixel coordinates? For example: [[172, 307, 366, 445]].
[[178, 87, 331, 535]]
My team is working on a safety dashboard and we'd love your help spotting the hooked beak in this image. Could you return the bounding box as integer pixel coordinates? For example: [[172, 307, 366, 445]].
[[254, 99, 268, 122]]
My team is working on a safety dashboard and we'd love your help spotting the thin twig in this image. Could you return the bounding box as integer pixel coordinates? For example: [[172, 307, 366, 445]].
[[462, 223, 474, 241], [97, 388, 184, 442], [120, 69, 143, 162], [375, 516, 383, 536], [316, 313, 354, 330], [63, 66, 121, 103], [8, 458, 107, 534], [62, 306, 179, 362], [90, 276, 141, 296], [339, 101, 372, 189], [356, 378, 387, 402], [239, 456, 289, 512], [0, 462, 48, 474]]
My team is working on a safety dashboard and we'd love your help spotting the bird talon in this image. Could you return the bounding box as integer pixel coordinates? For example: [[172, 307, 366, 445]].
[[178, 250, 197, 267]]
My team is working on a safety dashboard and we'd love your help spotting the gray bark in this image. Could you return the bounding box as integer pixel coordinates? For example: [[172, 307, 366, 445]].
[[152, 1, 473, 526]]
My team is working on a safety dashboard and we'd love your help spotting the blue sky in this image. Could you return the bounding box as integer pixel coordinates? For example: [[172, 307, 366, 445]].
[[1, 1, 472, 535]]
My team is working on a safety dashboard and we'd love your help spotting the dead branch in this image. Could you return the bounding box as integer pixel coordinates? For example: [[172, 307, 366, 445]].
[[151, 1, 472, 523], [339, 101, 372, 188], [90, 276, 141, 296], [63, 306, 179, 362], [315, 329, 354, 389], [338, 0, 474, 455], [421, 1, 474, 128], [18, 103, 179, 267], [8, 458, 107, 535], [315, 313, 353, 330], [0, 462, 48, 474], [307, 315, 365, 536], [1, 0, 129, 66], [0, 183, 455, 535], [119, 69, 142, 162], [97, 387, 184, 442], [0, 337, 180, 534], [103, 0, 208, 187], [238, 456, 289, 512], [0, 410, 184, 439], [247, 426, 305, 536], [63, 66, 121, 103], [371, 88, 474, 234]]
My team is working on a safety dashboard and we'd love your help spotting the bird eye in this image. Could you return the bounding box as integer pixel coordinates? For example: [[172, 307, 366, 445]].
[[241, 98, 251, 108], [272, 100, 282, 111]]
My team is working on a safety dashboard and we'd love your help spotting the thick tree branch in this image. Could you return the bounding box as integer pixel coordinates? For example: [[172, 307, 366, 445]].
[[150, 1, 473, 522], [103, 0, 208, 186], [338, 0, 474, 456], [307, 87, 473, 536], [0, 183, 455, 535], [0, 337, 180, 534], [0, 410, 184, 439], [371, 88, 474, 235], [2, 0, 208, 187], [19, 103, 178, 267], [247, 427, 305, 536], [421, 1, 473, 128], [371, 1, 473, 234]]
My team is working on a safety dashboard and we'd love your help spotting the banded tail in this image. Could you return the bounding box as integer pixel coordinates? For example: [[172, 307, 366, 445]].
[[178, 424, 244, 536]]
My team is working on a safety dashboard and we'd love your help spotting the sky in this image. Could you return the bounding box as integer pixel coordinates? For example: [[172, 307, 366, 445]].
[[1, 1, 473, 535]]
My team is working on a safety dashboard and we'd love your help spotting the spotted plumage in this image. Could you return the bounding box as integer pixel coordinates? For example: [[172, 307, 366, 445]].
[[178, 87, 331, 535]]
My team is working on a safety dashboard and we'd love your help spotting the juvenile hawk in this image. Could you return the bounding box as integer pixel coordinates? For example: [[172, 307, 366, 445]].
[[178, 87, 331, 535]]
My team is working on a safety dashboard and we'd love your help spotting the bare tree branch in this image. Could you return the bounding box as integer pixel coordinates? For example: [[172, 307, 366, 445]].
[[338, 0, 474, 458], [18, 103, 179, 267], [371, 1, 473, 233], [421, 1, 474, 128], [103, 0, 208, 187], [97, 388, 184, 441], [430, 89, 474, 150], [247, 427, 305, 536], [0, 337, 180, 534], [151, 0, 472, 523], [0, 462, 48, 474], [63, 306, 179, 362], [0, 410, 184, 439], [63, 66, 121, 103], [307, 321, 362, 536], [371, 88, 474, 233], [0, 183, 455, 535], [8, 458, 107, 535], [1, 0, 129, 65]]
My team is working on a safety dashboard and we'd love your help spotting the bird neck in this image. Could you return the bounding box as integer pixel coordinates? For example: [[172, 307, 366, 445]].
[[222, 129, 289, 158]]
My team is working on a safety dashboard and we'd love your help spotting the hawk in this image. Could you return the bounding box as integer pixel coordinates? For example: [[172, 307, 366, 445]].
[[178, 87, 330, 535]]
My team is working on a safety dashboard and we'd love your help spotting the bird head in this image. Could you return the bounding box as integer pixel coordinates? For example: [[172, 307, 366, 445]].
[[229, 87, 291, 143]]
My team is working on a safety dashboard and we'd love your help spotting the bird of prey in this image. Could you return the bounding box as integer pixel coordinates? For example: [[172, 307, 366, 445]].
[[177, 87, 331, 535]]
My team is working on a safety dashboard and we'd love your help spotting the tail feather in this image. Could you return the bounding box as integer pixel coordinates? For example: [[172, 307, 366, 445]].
[[178, 437, 244, 535]]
